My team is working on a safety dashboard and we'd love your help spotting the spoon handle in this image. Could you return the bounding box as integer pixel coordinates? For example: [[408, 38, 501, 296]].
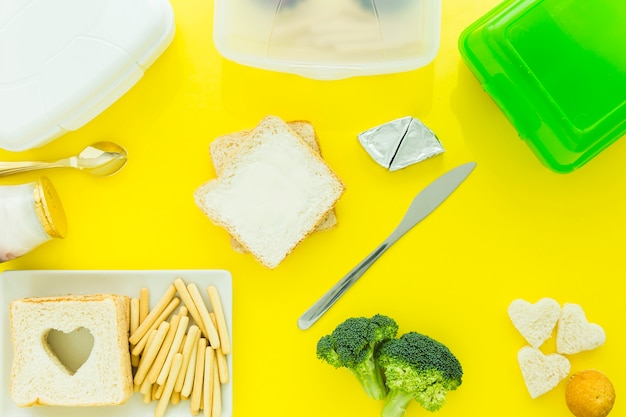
[[0, 160, 67, 177]]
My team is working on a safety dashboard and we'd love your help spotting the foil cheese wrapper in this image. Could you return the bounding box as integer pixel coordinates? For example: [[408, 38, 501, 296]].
[[358, 116, 444, 171]]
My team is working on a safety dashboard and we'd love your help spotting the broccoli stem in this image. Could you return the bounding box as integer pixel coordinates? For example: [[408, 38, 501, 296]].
[[382, 389, 414, 417], [350, 365, 388, 400]]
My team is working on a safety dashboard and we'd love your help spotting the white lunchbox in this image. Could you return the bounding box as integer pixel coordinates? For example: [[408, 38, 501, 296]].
[[0, 0, 175, 151]]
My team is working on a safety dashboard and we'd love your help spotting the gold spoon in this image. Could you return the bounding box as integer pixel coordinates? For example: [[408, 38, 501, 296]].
[[0, 142, 128, 177]]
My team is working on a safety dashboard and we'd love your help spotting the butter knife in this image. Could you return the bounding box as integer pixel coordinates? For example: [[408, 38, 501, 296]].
[[298, 161, 477, 330]]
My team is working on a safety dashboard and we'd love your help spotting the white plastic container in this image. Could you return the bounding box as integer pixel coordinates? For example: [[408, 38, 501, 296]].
[[0, 0, 176, 151], [214, 0, 441, 80]]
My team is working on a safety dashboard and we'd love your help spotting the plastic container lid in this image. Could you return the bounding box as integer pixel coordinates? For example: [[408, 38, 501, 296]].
[[214, 0, 441, 80], [459, 0, 626, 173], [0, 0, 175, 152]]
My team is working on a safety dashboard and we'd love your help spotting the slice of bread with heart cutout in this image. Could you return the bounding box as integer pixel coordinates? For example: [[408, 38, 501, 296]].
[[556, 303, 606, 355], [508, 298, 561, 348], [9, 294, 133, 407], [517, 346, 571, 399]]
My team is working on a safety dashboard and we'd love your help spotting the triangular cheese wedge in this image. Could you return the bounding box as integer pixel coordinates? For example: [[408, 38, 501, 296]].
[[358, 116, 444, 171]]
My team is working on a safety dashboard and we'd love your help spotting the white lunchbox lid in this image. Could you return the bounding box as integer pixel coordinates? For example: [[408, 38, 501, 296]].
[[0, 0, 175, 151], [214, 0, 441, 80]]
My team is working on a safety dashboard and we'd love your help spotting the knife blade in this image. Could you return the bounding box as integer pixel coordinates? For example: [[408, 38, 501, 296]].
[[297, 161, 477, 330]]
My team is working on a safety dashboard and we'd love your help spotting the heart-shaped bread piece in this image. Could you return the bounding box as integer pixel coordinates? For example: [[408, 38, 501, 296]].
[[556, 303, 606, 354], [518, 346, 571, 399], [508, 298, 561, 348]]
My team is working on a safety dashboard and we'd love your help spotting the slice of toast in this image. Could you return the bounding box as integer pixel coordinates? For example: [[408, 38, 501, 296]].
[[10, 294, 133, 406], [210, 120, 338, 253], [195, 115, 345, 268]]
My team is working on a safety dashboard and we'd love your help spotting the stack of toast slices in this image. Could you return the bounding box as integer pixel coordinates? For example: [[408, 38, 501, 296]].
[[194, 115, 345, 268]]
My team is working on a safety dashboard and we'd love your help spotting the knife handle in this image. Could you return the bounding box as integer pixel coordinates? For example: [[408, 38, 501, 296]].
[[297, 240, 391, 330]]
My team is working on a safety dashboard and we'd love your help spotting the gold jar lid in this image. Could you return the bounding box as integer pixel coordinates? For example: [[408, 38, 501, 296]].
[[33, 177, 67, 239]]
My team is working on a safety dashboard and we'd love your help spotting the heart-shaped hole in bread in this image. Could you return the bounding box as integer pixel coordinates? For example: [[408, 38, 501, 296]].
[[44, 327, 94, 375]]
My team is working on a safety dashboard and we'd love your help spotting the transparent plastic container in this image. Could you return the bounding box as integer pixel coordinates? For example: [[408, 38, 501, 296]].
[[214, 0, 442, 80], [459, 0, 626, 173]]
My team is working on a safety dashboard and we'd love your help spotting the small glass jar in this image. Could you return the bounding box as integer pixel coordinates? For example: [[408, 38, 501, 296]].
[[0, 177, 67, 262]]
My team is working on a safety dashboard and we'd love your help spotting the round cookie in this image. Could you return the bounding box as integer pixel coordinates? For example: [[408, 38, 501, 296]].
[[565, 370, 616, 417]]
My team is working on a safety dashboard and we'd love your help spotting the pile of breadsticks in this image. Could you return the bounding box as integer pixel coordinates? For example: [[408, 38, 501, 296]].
[[128, 277, 230, 417]]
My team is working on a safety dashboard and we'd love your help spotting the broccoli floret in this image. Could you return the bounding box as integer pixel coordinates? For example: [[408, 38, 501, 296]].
[[316, 314, 399, 400], [376, 332, 463, 417]]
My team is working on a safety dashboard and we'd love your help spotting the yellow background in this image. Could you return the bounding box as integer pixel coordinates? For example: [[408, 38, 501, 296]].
[[1, 1, 625, 417]]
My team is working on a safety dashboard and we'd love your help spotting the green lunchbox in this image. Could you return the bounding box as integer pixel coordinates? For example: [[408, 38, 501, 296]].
[[459, 0, 626, 173]]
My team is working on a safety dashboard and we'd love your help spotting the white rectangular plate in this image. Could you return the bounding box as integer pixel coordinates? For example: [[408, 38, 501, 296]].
[[0, 269, 233, 417]]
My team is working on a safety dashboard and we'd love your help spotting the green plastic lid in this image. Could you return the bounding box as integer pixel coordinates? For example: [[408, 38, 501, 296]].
[[459, 0, 626, 173]]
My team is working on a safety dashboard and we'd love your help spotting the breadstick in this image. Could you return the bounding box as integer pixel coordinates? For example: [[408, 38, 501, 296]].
[[131, 297, 180, 357], [130, 298, 140, 367], [139, 375, 153, 403], [143, 390, 152, 404], [157, 315, 189, 386], [207, 285, 231, 354], [133, 328, 156, 361], [139, 287, 150, 323], [212, 362, 221, 417], [203, 348, 216, 417], [131, 331, 150, 357], [130, 284, 176, 345], [154, 381, 165, 400], [134, 321, 170, 385], [179, 305, 189, 317], [140, 375, 153, 396], [147, 314, 181, 384], [130, 298, 140, 334], [210, 313, 229, 384], [155, 353, 183, 417], [175, 325, 201, 392], [190, 338, 207, 415], [174, 277, 209, 336], [181, 335, 199, 398], [188, 283, 220, 349], [215, 348, 229, 385], [143, 388, 152, 404]]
